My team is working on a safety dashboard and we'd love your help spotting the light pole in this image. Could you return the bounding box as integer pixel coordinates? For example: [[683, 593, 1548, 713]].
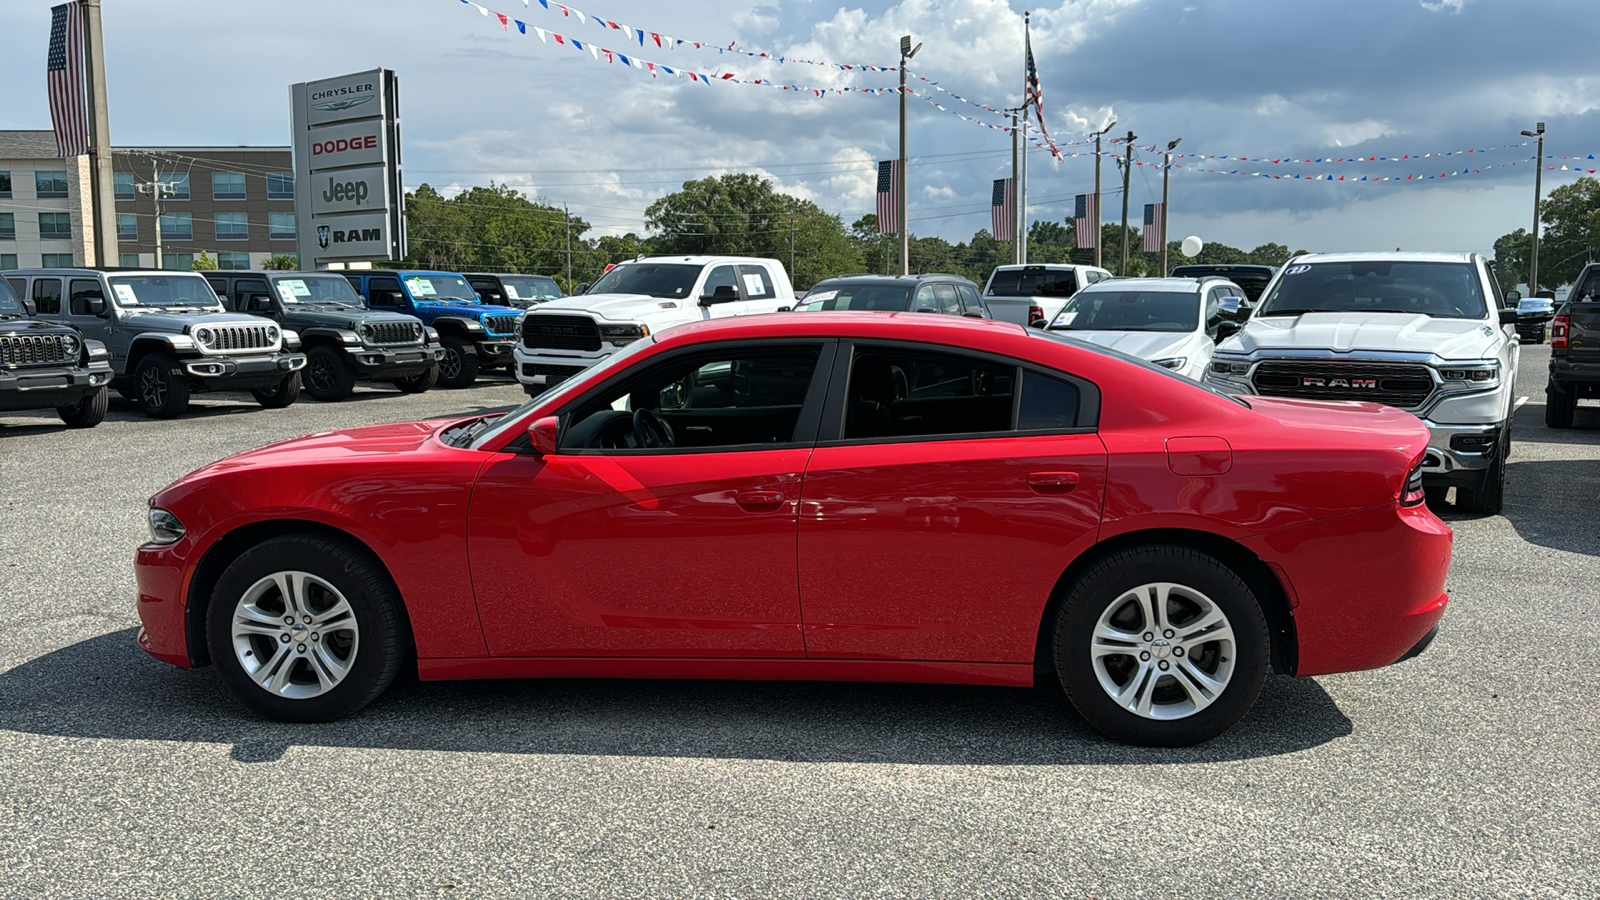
[[1521, 122, 1545, 293], [1119, 130, 1136, 276], [1090, 118, 1115, 267], [898, 35, 921, 276], [1160, 138, 1181, 276]]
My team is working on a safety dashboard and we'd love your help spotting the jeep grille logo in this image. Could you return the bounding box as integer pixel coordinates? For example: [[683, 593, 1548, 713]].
[[1301, 377, 1378, 389]]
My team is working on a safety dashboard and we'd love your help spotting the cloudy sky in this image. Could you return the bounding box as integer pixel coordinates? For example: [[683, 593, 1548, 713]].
[[3, 0, 1597, 260]]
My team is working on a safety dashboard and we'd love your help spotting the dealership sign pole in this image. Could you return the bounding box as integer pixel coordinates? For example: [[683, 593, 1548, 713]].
[[290, 68, 405, 268]]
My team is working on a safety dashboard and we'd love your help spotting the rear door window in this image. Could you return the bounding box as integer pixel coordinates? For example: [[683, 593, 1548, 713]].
[[736, 265, 774, 300], [957, 284, 984, 314], [932, 283, 961, 314], [842, 348, 1015, 439]]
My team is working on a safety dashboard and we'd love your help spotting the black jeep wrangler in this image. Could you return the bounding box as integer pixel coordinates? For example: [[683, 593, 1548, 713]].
[[207, 271, 443, 401], [0, 276, 113, 428]]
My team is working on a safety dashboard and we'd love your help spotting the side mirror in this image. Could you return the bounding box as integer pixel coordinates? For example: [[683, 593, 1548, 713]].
[[962, 311, 986, 318], [20, 298, 37, 316], [1504, 290, 1522, 302], [85, 297, 106, 317], [1216, 320, 1243, 340], [1028, 319, 1049, 329], [526, 415, 560, 455], [1497, 308, 1519, 326], [245, 295, 272, 313], [575, 283, 590, 295], [700, 285, 740, 305]]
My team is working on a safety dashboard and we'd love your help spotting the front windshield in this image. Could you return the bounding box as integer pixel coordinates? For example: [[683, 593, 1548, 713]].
[[270, 274, 365, 308], [1051, 290, 1199, 332], [501, 276, 563, 302], [798, 283, 911, 311], [585, 263, 702, 299], [1256, 261, 1487, 319], [467, 335, 660, 450], [0, 277, 21, 316], [107, 274, 222, 309], [403, 274, 479, 304]]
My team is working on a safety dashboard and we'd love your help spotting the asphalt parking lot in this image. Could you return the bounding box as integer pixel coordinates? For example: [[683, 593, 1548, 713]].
[[1, 354, 1596, 898]]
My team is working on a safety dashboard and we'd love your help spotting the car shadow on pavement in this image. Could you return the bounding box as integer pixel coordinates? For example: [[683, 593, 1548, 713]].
[[0, 628, 1354, 766], [1495, 457, 1600, 556]]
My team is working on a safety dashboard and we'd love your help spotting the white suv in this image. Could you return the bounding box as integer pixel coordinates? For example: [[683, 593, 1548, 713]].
[[1203, 252, 1520, 513]]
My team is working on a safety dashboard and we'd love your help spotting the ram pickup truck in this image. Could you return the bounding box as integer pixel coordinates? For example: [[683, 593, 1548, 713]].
[[981, 263, 1113, 327], [1203, 251, 1520, 514], [1545, 263, 1600, 428], [513, 256, 796, 394]]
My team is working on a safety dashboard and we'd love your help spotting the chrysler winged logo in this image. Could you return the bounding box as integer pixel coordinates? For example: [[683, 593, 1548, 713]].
[[1302, 377, 1378, 389], [310, 95, 376, 112], [316, 224, 330, 249]]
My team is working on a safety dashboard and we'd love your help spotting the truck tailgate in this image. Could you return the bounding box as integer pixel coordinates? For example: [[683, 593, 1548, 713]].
[[1565, 300, 1600, 359]]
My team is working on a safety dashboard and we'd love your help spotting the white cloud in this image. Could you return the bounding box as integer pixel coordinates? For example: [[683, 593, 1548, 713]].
[[1419, 0, 1468, 13]]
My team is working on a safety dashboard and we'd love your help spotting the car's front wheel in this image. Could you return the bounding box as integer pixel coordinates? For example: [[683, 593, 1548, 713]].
[[392, 364, 438, 394], [437, 337, 479, 389], [251, 371, 302, 409], [56, 386, 108, 428], [207, 535, 407, 722], [1053, 545, 1269, 747], [1455, 427, 1508, 515], [134, 353, 190, 419], [304, 345, 356, 401]]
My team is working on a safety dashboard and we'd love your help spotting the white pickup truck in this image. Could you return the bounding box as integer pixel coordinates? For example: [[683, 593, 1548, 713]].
[[1202, 251, 1520, 514], [513, 256, 797, 394]]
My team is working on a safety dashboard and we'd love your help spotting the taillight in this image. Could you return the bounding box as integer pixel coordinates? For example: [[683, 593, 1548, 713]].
[[1400, 459, 1426, 507], [1551, 314, 1569, 349], [1028, 305, 1044, 324]]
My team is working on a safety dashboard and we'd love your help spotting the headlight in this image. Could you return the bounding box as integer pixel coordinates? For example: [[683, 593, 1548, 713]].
[[1439, 362, 1499, 384], [599, 323, 649, 344], [193, 326, 215, 348], [1208, 360, 1251, 375], [147, 508, 185, 545], [1153, 356, 1188, 370], [358, 323, 374, 341], [265, 325, 280, 343], [513, 316, 523, 338], [60, 334, 80, 358]]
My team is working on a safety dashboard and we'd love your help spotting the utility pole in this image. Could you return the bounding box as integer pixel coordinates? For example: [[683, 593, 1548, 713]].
[[1521, 122, 1546, 292], [1010, 108, 1020, 264], [1019, 116, 1029, 264], [1119, 130, 1136, 276], [898, 34, 920, 276], [81, 0, 118, 267], [137, 177, 167, 269], [1160, 138, 1181, 276], [1090, 119, 1115, 267], [564, 202, 572, 288], [789, 215, 796, 279]]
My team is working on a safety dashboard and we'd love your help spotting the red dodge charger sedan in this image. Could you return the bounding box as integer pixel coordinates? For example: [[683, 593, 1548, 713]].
[[135, 312, 1451, 746]]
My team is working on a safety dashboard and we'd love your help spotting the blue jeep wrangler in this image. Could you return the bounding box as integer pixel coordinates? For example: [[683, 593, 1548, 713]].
[[343, 270, 520, 388]]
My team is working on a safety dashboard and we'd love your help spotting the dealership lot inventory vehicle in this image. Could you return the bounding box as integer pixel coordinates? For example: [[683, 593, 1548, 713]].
[[136, 312, 1450, 747], [342, 270, 519, 389], [1044, 277, 1240, 380], [464, 272, 565, 308], [1170, 264, 1278, 306], [0, 275, 114, 427], [1511, 291, 1556, 344], [514, 255, 796, 394], [982, 263, 1114, 327], [796, 274, 990, 317], [5, 268, 306, 419], [207, 271, 443, 401], [1545, 263, 1600, 428], [1203, 252, 1519, 514]]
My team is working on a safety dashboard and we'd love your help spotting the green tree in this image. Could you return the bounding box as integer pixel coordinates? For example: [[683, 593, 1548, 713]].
[[402, 182, 584, 277], [263, 254, 299, 270], [1246, 243, 1292, 266], [191, 251, 217, 270], [1490, 228, 1531, 291], [1536, 176, 1600, 288]]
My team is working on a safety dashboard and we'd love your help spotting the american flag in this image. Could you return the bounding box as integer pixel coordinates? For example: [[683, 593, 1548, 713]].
[[990, 178, 1014, 242], [1074, 193, 1098, 248], [47, 3, 89, 159], [1143, 203, 1165, 252], [1024, 30, 1063, 161], [874, 159, 899, 234]]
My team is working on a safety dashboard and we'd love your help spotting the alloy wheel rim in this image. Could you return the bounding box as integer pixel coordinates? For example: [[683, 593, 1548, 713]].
[[140, 364, 166, 407], [309, 357, 336, 393], [439, 348, 460, 379], [231, 571, 359, 699], [1089, 581, 1236, 721]]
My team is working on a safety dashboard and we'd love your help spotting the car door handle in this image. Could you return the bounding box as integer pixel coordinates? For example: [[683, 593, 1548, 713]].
[[735, 490, 786, 510], [1027, 472, 1080, 494]]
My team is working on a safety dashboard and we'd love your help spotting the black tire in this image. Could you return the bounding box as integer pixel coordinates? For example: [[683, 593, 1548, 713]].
[[206, 534, 408, 723], [437, 336, 479, 389], [304, 345, 356, 401], [134, 353, 190, 419], [1423, 485, 1450, 508], [115, 385, 137, 402], [1455, 428, 1507, 515], [1052, 545, 1269, 747], [56, 386, 109, 428], [252, 371, 302, 409], [392, 364, 439, 394], [1545, 383, 1576, 429]]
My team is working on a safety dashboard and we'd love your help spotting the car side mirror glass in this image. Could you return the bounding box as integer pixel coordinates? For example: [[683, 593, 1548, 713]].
[[1027, 319, 1048, 329], [1497, 308, 1518, 326], [527, 415, 560, 455], [1504, 290, 1521, 302], [575, 283, 590, 295], [700, 285, 739, 305]]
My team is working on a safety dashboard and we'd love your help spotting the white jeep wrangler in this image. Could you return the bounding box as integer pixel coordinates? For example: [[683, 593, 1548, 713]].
[[1203, 251, 1520, 514]]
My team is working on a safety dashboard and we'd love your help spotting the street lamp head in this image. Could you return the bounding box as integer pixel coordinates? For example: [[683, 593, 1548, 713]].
[[1521, 130, 1537, 137], [909, 42, 922, 58], [1537, 121, 1545, 134], [1097, 118, 1116, 136], [1167, 138, 1182, 151]]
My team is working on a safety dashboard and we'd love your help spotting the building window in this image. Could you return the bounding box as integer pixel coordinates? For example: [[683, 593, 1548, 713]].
[[266, 172, 294, 199], [215, 212, 248, 241], [35, 170, 69, 198], [0, 171, 11, 198], [115, 172, 135, 199], [39, 213, 72, 240], [0, 213, 13, 240], [268, 211, 296, 239], [0, 254, 16, 270], [158, 212, 192, 240], [119, 253, 141, 267], [159, 172, 189, 200], [212, 171, 246, 200], [162, 252, 194, 270], [42, 253, 75, 267], [217, 251, 251, 270], [117, 213, 138, 242]]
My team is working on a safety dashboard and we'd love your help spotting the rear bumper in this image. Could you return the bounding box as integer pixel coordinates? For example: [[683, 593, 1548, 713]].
[[1548, 357, 1600, 387], [0, 360, 113, 411], [1243, 502, 1452, 677]]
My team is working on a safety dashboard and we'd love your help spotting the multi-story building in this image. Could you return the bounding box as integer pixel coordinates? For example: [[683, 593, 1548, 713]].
[[0, 130, 297, 271]]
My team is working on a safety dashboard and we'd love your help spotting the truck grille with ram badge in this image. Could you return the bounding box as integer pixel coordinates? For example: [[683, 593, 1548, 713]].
[[1251, 361, 1435, 409]]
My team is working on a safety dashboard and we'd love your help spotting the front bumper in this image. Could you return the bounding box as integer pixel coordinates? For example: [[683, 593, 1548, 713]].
[[0, 359, 114, 412], [512, 343, 616, 391], [179, 352, 307, 389], [474, 338, 515, 363], [1419, 420, 1501, 479], [345, 343, 445, 377]]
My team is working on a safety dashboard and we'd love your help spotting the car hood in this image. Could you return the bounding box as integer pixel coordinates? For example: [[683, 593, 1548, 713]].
[[528, 292, 693, 322], [282, 307, 417, 329], [1222, 312, 1499, 360], [180, 419, 452, 480], [1052, 330, 1193, 360], [0, 317, 76, 335], [413, 300, 514, 320], [119, 309, 274, 333]]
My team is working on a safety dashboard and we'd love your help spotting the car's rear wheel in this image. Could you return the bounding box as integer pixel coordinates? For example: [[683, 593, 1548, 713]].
[[56, 386, 108, 428], [1053, 545, 1269, 747], [437, 337, 478, 389], [134, 353, 189, 419], [1545, 383, 1577, 429], [251, 371, 302, 409], [1455, 428, 1507, 515], [304, 345, 355, 401], [207, 535, 407, 722], [392, 364, 438, 394]]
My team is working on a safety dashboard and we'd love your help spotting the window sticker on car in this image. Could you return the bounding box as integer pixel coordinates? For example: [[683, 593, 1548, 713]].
[[406, 277, 436, 296], [504, 284, 521, 300], [280, 279, 311, 298], [806, 290, 838, 304], [277, 284, 298, 303], [742, 273, 767, 295], [1285, 265, 1312, 275], [113, 283, 137, 304]]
